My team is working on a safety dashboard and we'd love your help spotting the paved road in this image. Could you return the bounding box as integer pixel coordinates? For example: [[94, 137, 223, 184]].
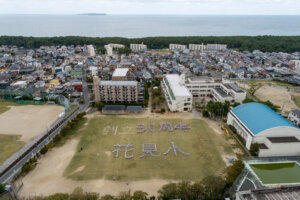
[[0, 62, 90, 184]]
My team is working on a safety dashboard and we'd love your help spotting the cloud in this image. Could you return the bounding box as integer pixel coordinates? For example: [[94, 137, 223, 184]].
[[0, 0, 299, 14]]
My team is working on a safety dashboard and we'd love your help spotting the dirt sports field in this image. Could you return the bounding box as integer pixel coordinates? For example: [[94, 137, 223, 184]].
[[0, 103, 64, 164], [238, 80, 300, 113], [19, 113, 242, 197]]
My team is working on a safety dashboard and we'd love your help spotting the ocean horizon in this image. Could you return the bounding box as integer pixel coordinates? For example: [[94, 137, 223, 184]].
[[0, 14, 300, 37]]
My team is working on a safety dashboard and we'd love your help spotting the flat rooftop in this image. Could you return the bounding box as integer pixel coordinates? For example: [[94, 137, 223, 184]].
[[165, 74, 192, 97], [213, 88, 231, 98], [188, 76, 216, 83], [224, 83, 244, 93], [112, 68, 129, 77]]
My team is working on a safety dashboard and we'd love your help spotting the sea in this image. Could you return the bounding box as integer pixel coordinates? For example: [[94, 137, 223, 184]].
[[0, 15, 300, 37]]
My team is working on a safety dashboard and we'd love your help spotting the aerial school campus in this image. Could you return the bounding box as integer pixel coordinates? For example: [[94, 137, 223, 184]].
[[1, 42, 300, 199]]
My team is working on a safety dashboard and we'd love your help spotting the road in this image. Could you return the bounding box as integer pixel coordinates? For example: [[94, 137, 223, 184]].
[[0, 62, 90, 184]]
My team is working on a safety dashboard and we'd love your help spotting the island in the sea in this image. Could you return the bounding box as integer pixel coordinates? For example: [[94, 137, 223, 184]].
[[77, 13, 107, 16]]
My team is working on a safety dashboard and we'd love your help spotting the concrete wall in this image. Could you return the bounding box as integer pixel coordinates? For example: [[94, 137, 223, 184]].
[[259, 142, 300, 157]]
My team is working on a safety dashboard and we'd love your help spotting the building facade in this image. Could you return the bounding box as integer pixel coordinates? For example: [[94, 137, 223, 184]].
[[206, 44, 227, 51], [288, 109, 300, 126], [130, 43, 147, 52], [185, 76, 246, 103], [161, 74, 192, 112], [98, 81, 139, 103], [189, 44, 205, 51], [169, 44, 187, 51]]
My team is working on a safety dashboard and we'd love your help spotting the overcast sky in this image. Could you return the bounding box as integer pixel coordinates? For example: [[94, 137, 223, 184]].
[[0, 0, 300, 15]]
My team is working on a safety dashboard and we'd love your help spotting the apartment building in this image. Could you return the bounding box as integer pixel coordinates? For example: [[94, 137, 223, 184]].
[[189, 44, 205, 51], [206, 44, 227, 51], [169, 44, 187, 51], [130, 43, 147, 52], [185, 76, 246, 103], [99, 81, 139, 103], [104, 43, 125, 56], [161, 74, 192, 112]]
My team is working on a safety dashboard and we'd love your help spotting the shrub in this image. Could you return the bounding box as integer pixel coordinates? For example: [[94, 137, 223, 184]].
[[228, 125, 237, 134], [225, 160, 245, 186], [53, 134, 62, 143], [40, 146, 48, 154], [44, 193, 69, 200], [0, 183, 5, 194], [202, 109, 210, 118]]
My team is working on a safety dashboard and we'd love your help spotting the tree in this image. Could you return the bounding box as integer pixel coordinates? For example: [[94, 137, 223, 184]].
[[190, 182, 204, 200], [202, 109, 210, 118], [243, 97, 255, 104], [229, 73, 237, 78], [158, 183, 178, 200], [259, 100, 280, 112], [201, 176, 226, 200], [250, 143, 260, 156], [225, 160, 245, 185], [0, 184, 5, 194], [116, 191, 131, 200], [94, 102, 104, 111], [100, 195, 115, 200], [176, 181, 193, 200], [44, 193, 69, 200], [132, 191, 148, 200]]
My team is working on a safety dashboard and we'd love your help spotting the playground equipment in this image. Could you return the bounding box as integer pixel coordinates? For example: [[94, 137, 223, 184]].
[[225, 127, 230, 136]]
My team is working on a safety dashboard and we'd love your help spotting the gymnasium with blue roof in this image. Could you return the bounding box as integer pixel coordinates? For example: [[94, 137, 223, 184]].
[[227, 103, 300, 157]]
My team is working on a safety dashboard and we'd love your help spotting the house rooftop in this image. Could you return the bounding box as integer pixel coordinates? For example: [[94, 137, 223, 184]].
[[112, 68, 129, 77]]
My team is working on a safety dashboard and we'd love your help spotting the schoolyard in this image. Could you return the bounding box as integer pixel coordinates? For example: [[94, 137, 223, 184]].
[[0, 102, 64, 165], [19, 114, 238, 196]]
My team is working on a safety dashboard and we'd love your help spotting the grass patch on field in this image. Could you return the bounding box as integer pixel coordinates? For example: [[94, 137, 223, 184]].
[[241, 80, 297, 89], [64, 116, 233, 181], [0, 101, 21, 114], [0, 134, 25, 165], [292, 95, 300, 109]]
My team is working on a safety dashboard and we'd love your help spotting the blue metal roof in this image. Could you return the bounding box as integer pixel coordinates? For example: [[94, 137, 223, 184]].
[[232, 103, 297, 135]]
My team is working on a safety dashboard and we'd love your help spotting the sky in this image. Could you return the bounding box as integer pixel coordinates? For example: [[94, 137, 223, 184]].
[[0, 0, 300, 15]]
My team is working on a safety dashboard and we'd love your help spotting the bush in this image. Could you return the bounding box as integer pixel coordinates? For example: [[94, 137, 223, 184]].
[[228, 125, 237, 134], [40, 146, 48, 154], [94, 102, 104, 111], [160, 108, 166, 113], [225, 160, 245, 186], [0, 183, 5, 194], [46, 141, 55, 149], [202, 109, 210, 118], [242, 97, 255, 104], [100, 195, 115, 200], [44, 193, 69, 200], [53, 134, 62, 143]]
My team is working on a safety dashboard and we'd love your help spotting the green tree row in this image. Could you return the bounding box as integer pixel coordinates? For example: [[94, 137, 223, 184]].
[[1, 36, 300, 52]]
